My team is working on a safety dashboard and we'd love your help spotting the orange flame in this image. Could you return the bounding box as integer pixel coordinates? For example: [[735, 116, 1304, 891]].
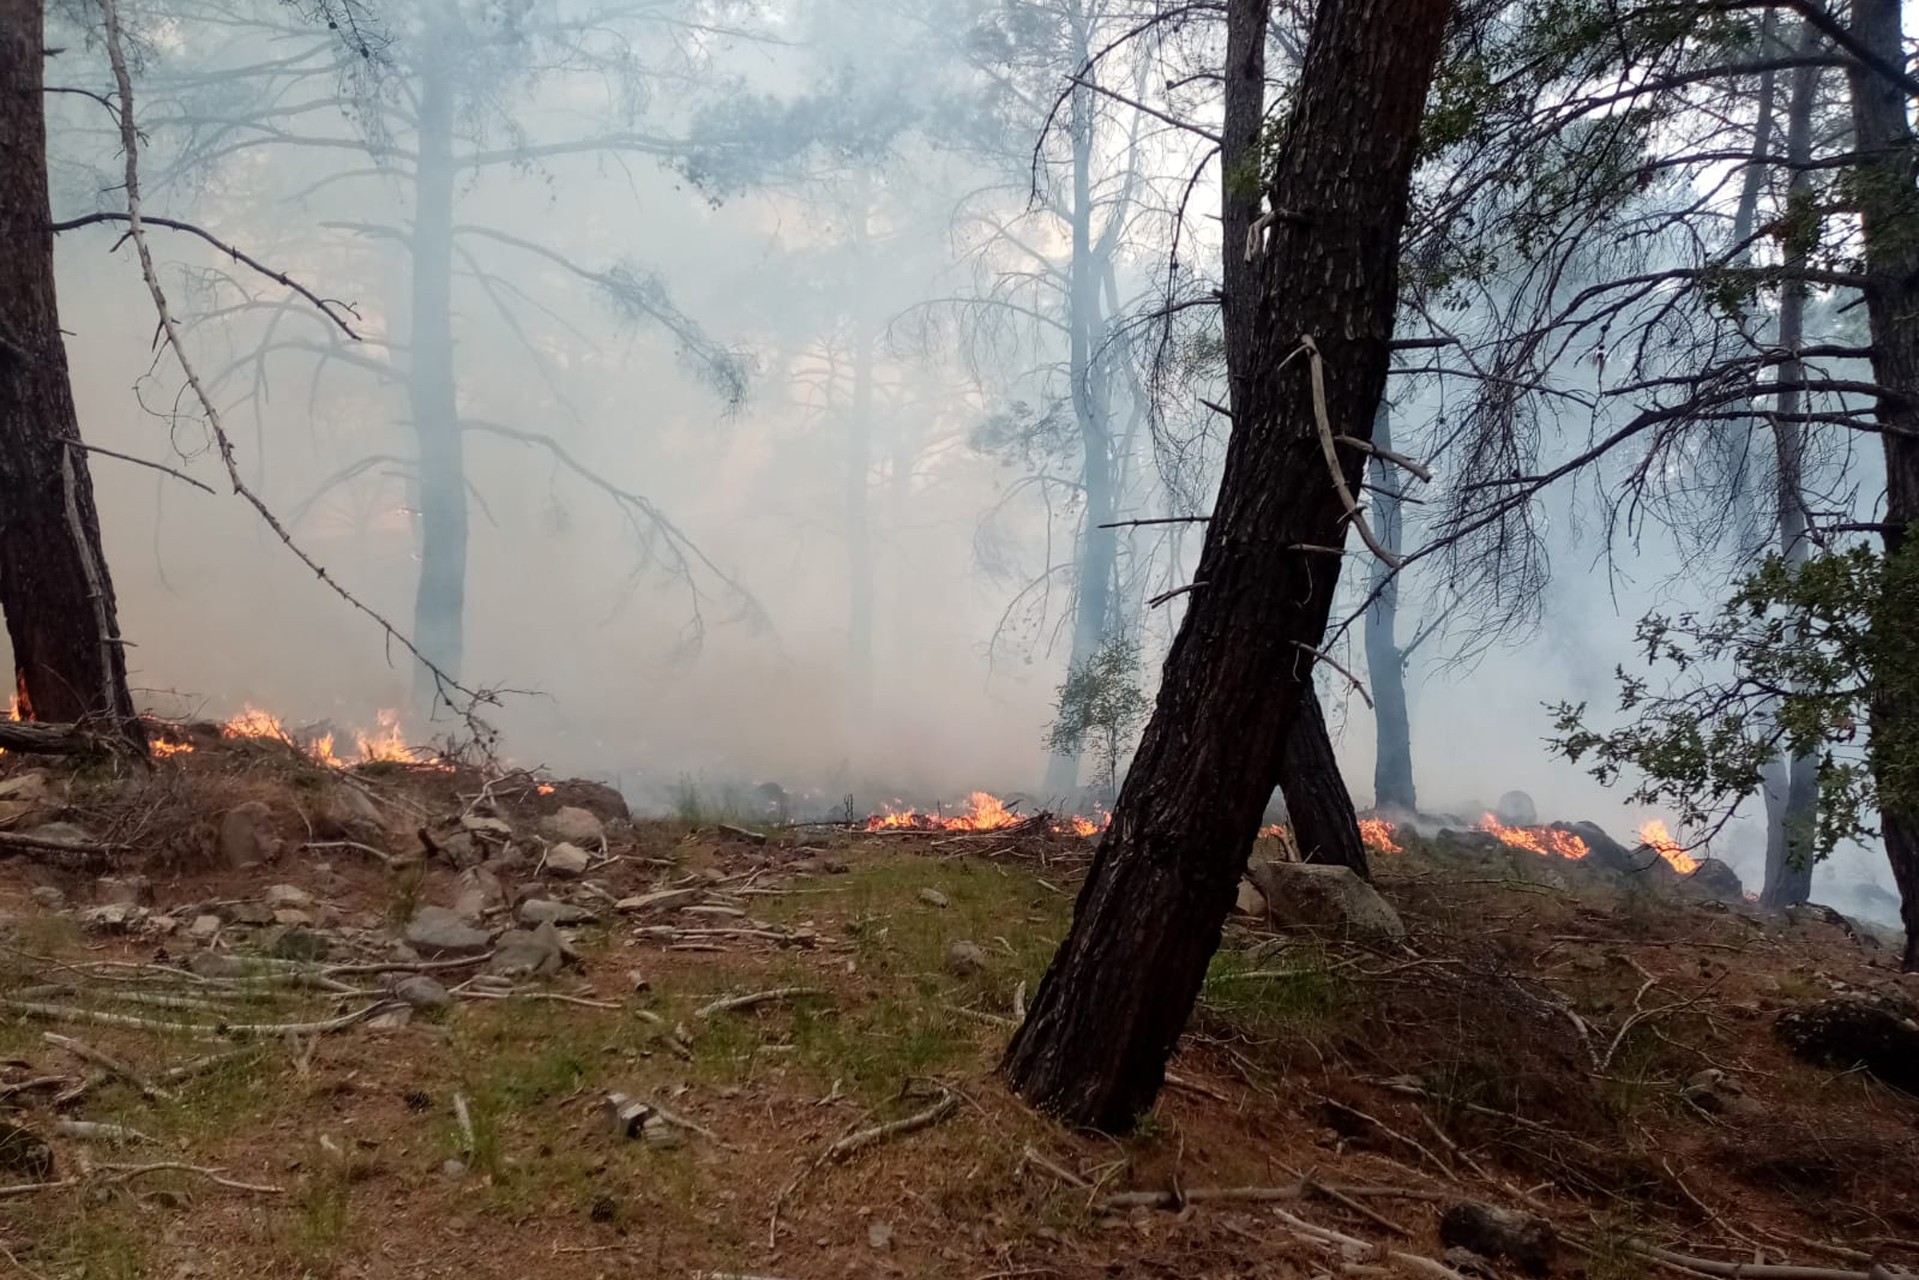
[[1637, 820, 1701, 875], [152, 740, 194, 759], [355, 709, 416, 763], [1480, 813, 1588, 860], [1359, 818, 1402, 854], [864, 791, 1108, 837], [537, 783, 556, 796], [223, 705, 292, 744], [1258, 823, 1288, 839], [220, 705, 437, 769]]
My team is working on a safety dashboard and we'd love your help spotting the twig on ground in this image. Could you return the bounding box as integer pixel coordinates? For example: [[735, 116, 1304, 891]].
[[695, 987, 825, 1019], [1020, 1145, 1091, 1189], [1163, 1070, 1231, 1102], [0, 997, 398, 1038], [453, 1093, 475, 1155], [42, 1033, 176, 1103], [1273, 1205, 1468, 1280], [821, 1091, 960, 1163], [98, 1162, 282, 1193]]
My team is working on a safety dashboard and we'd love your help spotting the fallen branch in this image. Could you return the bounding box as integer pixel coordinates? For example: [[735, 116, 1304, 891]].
[[0, 720, 104, 755], [303, 840, 398, 868], [1274, 1205, 1469, 1280], [0, 1180, 77, 1198], [695, 987, 825, 1020], [1098, 1182, 1444, 1211], [98, 1161, 282, 1194], [1020, 1145, 1091, 1189], [1631, 1245, 1915, 1280], [0, 997, 398, 1038], [821, 1091, 960, 1164], [452, 1093, 475, 1155], [644, 1098, 733, 1149], [53, 1119, 152, 1144], [715, 823, 769, 845], [43, 1032, 176, 1103], [1163, 1069, 1231, 1102]]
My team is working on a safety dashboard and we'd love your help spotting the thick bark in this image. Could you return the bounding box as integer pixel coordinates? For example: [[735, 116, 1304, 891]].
[[1759, 31, 1821, 910], [0, 3, 140, 738], [1043, 73, 1118, 798], [1001, 0, 1452, 1129], [1364, 404, 1415, 811], [408, 51, 467, 712], [1280, 688, 1368, 879], [1846, 0, 1919, 970]]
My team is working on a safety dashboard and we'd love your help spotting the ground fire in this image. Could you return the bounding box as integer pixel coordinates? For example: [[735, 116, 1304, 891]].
[[1637, 819, 1703, 875], [1478, 813, 1590, 859]]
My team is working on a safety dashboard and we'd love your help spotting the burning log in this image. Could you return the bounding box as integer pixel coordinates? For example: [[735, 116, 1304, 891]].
[[0, 720, 111, 755]]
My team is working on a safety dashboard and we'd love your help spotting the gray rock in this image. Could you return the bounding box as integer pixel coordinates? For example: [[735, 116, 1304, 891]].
[[614, 887, 704, 914], [29, 886, 64, 911], [188, 951, 247, 979], [81, 903, 141, 933], [272, 908, 315, 928], [1675, 857, 1745, 904], [189, 914, 222, 941], [97, 876, 152, 907], [867, 1222, 894, 1251], [918, 887, 951, 909], [518, 898, 595, 927], [391, 974, 453, 1012], [543, 842, 591, 878], [945, 939, 988, 977], [1440, 1203, 1556, 1277], [1245, 860, 1407, 944], [541, 806, 604, 847], [227, 902, 275, 927], [404, 906, 492, 958], [268, 927, 329, 961], [1494, 791, 1538, 827], [218, 801, 277, 868], [441, 1158, 467, 1179], [485, 921, 565, 978], [1235, 881, 1267, 916], [1775, 993, 1919, 1092], [1681, 1068, 1762, 1117], [264, 884, 313, 910], [147, 915, 180, 936], [640, 1113, 683, 1149]]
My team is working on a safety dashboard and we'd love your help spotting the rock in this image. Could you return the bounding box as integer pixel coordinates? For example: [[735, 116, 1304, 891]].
[[28, 885, 64, 910], [1244, 860, 1407, 944], [391, 974, 452, 1012], [456, 866, 504, 917], [264, 884, 314, 909], [918, 887, 951, 909], [1235, 881, 1267, 916], [189, 914, 222, 941], [614, 888, 704, 914], [218, 801, 278, 868], [518, 899, 595, 927], [404, 906, 492, 958], [867, 1222, 895, 1251], [1676, 858, 1745, 904], [367, 1005, 413, 1030], [325, 783, 384, 832], [1494, 791, 1538, 827], [1681, 1068, 1761, 1117], [268, 927, 329, 961], [437, 832, 481, 870], [82, 903, 142, 933], [946, 939, 988, 977], [640, 1113, 683, 1149], [272, 909, 315, 928], [541, 806, 604, 847], [97, 876, 152, 907], [486, 921, 565, 978], [602, 1093, 649, 1138], [0, 1121, 53, 1180], [460, 814, 514, 839], [541, 780, 630, 823], [188, 951, 247, 979], [544, 843, 591, 878], [441, 1159, 467, 1179], [1439, 1202, 1557, 1276], [1775, 994, 1919, 1092], [147, 915, 180, 937], [226, 902, 275, 927], [0, 771, 54, 805]]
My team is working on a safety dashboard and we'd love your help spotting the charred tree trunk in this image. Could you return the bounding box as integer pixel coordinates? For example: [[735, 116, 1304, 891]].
[[0, 3, 140, 739], [1043, 72, 1117, 799], [1760, 31, 1822, 910], [1281, 688, 1368, 879], [1846, 0, 1919, 971], [1001, 0, 1451, 1129], [1365, 404, 1415, 812], [408, 51, 467, 713]]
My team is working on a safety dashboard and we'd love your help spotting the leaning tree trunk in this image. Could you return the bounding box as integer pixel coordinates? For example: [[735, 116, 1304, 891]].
[[0, 1, 141, 740], [1760, 32, 1822, 910], [1281, 687, 1368, 879], [1847, 0, 1919, 971], [408, 51, 467, 714], [1365, 404, 1416, 812], [1001, 0, 1452, 1129]]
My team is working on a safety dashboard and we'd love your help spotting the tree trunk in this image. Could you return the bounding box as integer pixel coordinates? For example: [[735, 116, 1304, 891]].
[[1364, 403, 1415, 812], [1845, 0, 1919, 971], [1043, 73, 1117, 798], [1001, 0, 1451, 1129], [1281, 687, 1368, 879], [408, 51, 467, 713], [0, 1, 141, 740], [1760, 28, 1821, 911]]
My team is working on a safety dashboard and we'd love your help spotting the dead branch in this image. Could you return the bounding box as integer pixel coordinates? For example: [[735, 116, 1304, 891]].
[[0, 830, 120, 861], [43, 1032, 176, 1103], [1020, 1145, 1092, 1189], [302, 839, 399, 868], [0, 1180, 77, 1198], [1149, 581, 1206, 609], [1289, 1163, 1412, 1237], [1300, 334, 1402, 568], [53, 1119, 153, 1144], [1273, 1206, 1470, 1280], [0, 997, 398, 1037], [644, 1098, 733, 1149], [1162, 1069, 1231, 1102], [1335, 434, 1435, 483], [0, 721, 104, 754], [1631, 1245, 1915, 1280], [1098, 1182, 1443, 1211], [1099, 516, 1212, 528], [1294, 641, 1375, 709], [98, 1161, 282, 1194], [821, 1091, 960, 1163], [715, 823, 769, 845], [694, 988, 826, 1019]]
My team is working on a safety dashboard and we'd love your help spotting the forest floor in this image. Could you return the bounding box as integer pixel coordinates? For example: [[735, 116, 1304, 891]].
[[0, 737, 1914, 1280]]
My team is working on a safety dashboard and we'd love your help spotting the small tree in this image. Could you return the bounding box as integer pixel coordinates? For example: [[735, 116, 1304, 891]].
[[1046, 634, 1149, 797]]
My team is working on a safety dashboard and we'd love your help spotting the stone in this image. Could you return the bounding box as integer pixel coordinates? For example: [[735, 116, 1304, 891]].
[[460, 815, 514, 839], [1245, 860, 1407, 944], [268, 927, 329, 961], [640, 1113, 683, 1149], [1494, 791, 1538, 827], [0, 771, 53, 805], [391, 975, 453, 1012], [97, 876, 152, 907], [918, 887, 951, 909], [518, 899, 595, 927], [1681, 1068, 1761, 1118], [867, 1222, 895, 1251], [1439, 1202, 1557, 1276], [147, 915, 180, 937], [0, 1121, 53, 1180], [945, 939, 988, 977], [218, 801, 278, 868], [1675, 858, 1745, 904], [28, 885, 64, 910], [404, 906, 492, 958], [189, 915, 222, 941], [226, 902, 275, 927], [272, 909, 314, 928], [541, 806, 604, 847], [1775, 993, 1919, 1093], [264, 884, 314, 909], [544, 843, 591, 877], [367, 1005, 413, 1030], [1234, 881, 1267, 916], [82, 904, 141, 933], [188, 951, 247, 979], [441, 1158, 467, 1179], [485, 921, 565, 978], [540, 780, 630, 823], [437, 832, 480, 870]]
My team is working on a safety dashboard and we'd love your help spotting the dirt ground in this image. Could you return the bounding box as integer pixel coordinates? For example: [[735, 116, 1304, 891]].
[[0, 739, 1915, 1280]]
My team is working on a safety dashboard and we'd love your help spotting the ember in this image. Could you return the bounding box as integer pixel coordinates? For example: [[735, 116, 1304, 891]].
[[1479, 813, 1588, 860], [1637, 819, 1701, 875]]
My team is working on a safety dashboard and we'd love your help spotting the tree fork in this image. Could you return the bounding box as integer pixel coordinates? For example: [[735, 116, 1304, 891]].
[[1001, 0, 1453, 1129]]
